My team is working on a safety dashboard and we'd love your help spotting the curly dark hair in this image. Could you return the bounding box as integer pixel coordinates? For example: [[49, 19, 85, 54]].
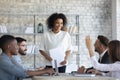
[[46, 13, 67, 29]]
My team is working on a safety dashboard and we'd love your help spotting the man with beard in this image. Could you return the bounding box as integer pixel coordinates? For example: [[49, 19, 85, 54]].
[[77, 35, 110, 73], [11, 37, 27, 68], [0, 35, 54, 80]]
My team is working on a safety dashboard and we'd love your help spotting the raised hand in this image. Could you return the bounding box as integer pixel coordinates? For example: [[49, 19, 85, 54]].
[[85, 35, 92, 50], [85, 35, 94, 57]]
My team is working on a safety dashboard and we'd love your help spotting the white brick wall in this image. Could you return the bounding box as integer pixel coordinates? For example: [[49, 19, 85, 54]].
[[112, 0, 120, 40], [117, 0, 120, 40], [0, 0, 114, 70]]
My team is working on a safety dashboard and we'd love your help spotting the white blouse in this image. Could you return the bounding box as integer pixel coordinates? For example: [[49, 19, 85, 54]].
[[40, 30, 72, 65], [91, 56, 120, 79]]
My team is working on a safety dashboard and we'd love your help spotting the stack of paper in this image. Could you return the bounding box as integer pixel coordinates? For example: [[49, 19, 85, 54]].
[[49, 47, 65, 68]]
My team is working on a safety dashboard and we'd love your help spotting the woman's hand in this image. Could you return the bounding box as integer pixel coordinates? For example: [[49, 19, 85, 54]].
[[60, 60, 67, 65], [87, 69, 102, 75], [60, 50, 70, 65], [36, 67, 45, 70], [45, 55, 52, 61], [40, 50, 52, 61]]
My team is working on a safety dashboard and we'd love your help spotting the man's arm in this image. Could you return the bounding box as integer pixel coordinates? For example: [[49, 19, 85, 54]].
[[0, 58, 27, 78], [1, 56, 55, 78], [27, 68, 54, 76], [85, 36, 94, 57]]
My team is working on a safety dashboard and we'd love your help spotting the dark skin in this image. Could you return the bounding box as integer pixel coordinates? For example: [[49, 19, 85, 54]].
[[40, 18, 71, 66], [4, 39, 55, 76]]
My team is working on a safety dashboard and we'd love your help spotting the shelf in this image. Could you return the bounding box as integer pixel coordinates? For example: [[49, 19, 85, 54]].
[[0, 32, 79, 36], [0, 33, 43, 35], [0, 14, 80, 69], [72, 51, 79, 54], [70, 33, 79, 35]]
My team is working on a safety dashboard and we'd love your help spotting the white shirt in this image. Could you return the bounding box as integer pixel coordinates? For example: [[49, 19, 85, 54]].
[[40, 30, 72, 65], [91, 56, 120, 79]]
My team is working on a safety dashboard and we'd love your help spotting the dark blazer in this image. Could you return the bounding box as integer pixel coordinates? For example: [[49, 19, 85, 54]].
[[99, 51, 110, 64], [86, 51, 110, 73]]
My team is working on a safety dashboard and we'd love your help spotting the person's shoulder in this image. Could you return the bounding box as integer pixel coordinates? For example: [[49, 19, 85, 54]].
[[0, 55, 2, 61], [44, 30, 52, 34], [115, 61, 120, 64], [12, 55, 20, 60], [0, 53, 7, 58], [0, 53, 10, 64], [42, 31, 50, 36], [104, 51, 109, 57], [61, 31, 69, 35]]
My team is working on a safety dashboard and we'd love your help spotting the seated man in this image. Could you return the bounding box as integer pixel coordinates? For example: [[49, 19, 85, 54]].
[[11, 37, 27, 68], [77, 35, 110, 74], [12, 37, 44, 70], [0, 35, 54, 80]]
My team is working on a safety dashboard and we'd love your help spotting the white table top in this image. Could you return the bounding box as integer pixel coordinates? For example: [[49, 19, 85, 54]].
[[32, 73, 119, 80]]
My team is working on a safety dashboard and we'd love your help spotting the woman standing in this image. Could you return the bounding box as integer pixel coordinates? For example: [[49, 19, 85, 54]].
[[39, 13, 72, 73]]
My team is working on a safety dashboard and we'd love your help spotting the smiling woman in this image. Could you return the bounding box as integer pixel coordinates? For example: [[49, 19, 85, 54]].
[[46, 13, 67, 31], [39, 13, 72, 73]]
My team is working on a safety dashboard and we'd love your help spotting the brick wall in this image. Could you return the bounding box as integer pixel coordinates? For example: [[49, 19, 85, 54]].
[[117, 0, 120, 40], [112, 0, 120, 40], [0, 0, 113, 70]]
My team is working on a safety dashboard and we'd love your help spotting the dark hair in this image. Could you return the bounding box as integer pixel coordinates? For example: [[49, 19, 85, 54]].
[[108, 40, 120, 63], [47, 13, 67, 29], [97, 35, 109, 47], [15, 37, 27, 43], [0, 35, 16, 50]]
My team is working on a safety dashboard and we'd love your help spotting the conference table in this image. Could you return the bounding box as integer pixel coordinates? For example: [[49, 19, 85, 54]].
[[30, 73, 119, 80]]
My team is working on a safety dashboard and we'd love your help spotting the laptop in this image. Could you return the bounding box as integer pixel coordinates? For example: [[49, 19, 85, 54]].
[[54, 59, 59, 76], [71, 71, 96, 77]]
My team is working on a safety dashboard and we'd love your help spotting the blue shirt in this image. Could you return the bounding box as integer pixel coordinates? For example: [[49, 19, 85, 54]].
[[0, 53, 28, 80], [11, 55, 23, 68], [11, 55, 29, 70]]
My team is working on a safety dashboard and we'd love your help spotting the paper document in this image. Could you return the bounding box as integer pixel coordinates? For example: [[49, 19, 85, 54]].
[[49, 47, 65, 68]]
